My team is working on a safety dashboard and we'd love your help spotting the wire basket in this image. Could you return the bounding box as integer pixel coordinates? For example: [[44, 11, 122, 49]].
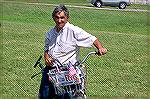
[[47, 64, 85, 95]]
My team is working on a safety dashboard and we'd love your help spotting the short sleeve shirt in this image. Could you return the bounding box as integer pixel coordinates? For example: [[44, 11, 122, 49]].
[[44, 22, 97, 65]]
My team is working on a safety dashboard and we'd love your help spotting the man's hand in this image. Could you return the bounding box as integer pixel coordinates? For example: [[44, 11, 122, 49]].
[[98, 48, 107, 56], [44, 51, 54, 66]]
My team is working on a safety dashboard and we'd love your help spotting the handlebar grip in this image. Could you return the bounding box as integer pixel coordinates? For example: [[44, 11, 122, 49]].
[[94, 51, 99, 55], [34, 55, 42, 68]]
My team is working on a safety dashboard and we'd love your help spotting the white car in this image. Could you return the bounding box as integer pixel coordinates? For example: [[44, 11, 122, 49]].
[[91, 0, 130, 9]]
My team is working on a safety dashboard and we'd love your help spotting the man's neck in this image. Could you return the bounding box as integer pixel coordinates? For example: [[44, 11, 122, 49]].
[[55, 22, 68, 33], [56, 28, 61, 33]]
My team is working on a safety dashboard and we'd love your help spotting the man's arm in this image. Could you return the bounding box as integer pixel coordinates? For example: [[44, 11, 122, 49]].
[[93, 38, 107, 55]]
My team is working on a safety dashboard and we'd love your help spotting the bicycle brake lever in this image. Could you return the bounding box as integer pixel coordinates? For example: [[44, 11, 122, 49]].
[[34, 55, 42, 68]]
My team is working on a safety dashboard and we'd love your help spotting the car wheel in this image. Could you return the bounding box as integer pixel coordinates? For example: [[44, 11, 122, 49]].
[[94, 1, 102, 8], [119, 2, 127, 9]]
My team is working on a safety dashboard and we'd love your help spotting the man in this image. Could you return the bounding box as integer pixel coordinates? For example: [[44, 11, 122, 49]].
[[39, 4, 107, 99]]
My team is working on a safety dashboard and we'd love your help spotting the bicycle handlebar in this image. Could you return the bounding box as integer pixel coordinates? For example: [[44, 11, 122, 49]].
[[33, 51, 97, 68], [31, 51, 97, 79], [80, 51, 97, 65]]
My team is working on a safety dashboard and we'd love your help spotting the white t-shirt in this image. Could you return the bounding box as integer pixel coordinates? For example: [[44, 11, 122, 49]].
[[44, 22, 97, 65]]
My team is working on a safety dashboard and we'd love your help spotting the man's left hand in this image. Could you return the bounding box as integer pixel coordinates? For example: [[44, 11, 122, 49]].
[[98, 48, 107, 55]]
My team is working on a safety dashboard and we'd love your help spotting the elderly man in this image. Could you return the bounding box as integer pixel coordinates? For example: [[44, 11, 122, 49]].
[[39, 4, 107, 99]]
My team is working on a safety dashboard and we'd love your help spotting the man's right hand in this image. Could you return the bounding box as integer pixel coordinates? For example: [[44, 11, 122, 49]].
[[44, 51, 54, 66]]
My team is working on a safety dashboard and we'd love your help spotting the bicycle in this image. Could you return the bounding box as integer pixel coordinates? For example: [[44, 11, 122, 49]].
[[31, 51, 98, 99]]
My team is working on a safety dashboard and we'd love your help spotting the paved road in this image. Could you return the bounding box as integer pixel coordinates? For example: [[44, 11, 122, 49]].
[[65, 4, 148, 12], [24, 2, 149, 12]]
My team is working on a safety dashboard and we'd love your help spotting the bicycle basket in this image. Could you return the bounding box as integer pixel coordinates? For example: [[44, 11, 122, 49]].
[[47, 64, 85, 95]]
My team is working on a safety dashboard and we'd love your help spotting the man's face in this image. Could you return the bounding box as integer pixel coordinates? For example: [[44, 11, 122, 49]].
[[53, 11, 68, 32]]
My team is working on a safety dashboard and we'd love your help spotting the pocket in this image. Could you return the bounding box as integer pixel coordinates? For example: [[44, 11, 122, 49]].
[[57, 41, 76, 53]]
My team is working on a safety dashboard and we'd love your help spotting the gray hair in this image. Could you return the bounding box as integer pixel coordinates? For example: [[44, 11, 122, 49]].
[[52, 4, 69, 18]]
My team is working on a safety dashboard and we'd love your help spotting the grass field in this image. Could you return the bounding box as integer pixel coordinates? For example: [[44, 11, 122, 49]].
[[1, 0, 149, 99]]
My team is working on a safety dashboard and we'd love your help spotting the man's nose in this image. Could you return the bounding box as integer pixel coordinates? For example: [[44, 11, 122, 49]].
[[58, 18, 61, 23]]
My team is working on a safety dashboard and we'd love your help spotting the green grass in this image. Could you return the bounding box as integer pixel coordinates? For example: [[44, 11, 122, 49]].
[[1, 2, 148, 35], [1, 0, 149, 99]]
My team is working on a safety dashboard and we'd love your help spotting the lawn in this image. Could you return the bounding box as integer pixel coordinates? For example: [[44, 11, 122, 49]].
[[1, 0, 149, 99]]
